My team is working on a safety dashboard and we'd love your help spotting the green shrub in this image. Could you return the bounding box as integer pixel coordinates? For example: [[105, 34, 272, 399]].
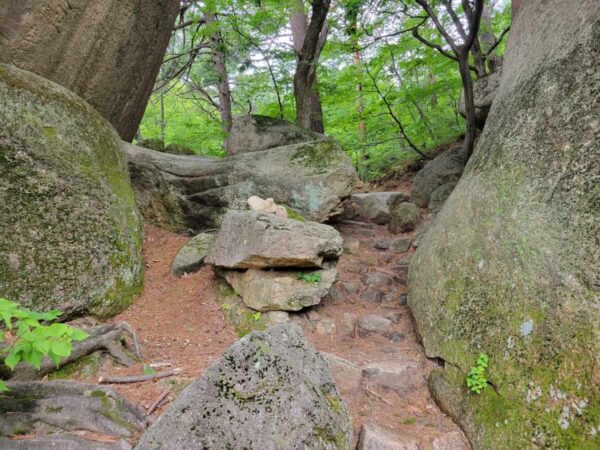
[[0, 298, 89, 391], [466, 353, 489, 394], [296, 272, 322, 283]]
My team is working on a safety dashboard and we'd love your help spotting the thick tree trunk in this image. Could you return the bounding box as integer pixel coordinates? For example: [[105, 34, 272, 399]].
[[290, 0, 329, 132], [205, 11, 233, 154], [458, 53, 477, 162]]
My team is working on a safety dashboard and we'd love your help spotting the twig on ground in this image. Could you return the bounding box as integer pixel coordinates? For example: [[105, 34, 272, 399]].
[[147, 388, 172, 415], [99, 368, 181, 384], [365, 384, 392, 405]]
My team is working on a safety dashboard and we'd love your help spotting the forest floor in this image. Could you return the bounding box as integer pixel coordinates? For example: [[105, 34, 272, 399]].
[[65, 175, 468, 448]]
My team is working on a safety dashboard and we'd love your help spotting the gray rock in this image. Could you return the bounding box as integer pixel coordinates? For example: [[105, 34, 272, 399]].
[[340, 281, 359, 294], [342, 312, 358, 331], [410, 145, 466, 208], [0, 64, 143, 317], [0, 0, 179, 141], [357, 424, 420, 450], [389, 202, 421, 233], [125, 138, 358, 232], [171, 233, 216, 276], [206, 210, 343, 269], [316, 318, 337, 335], [362, 360, 422, 392], [409, 1, 600, 447], [459, 68, 503, 129], [222, 266, 337, 312], [391, 238, 411, 253], [136, 324, 353, 450], [349, 192, 409, 224], [379, 253, 394, 264], [428, 182, 457, 213], [343, 235, 361, 254], [361, 272, 394, 287], [358, 315, 394, 335], [0, 435, 132, 450], [360, 287, 384, 303], [375, 239, 390, 250], [263, 311, 290, 327], [228, 114, 325, 154], [431, 431, 470, 450]]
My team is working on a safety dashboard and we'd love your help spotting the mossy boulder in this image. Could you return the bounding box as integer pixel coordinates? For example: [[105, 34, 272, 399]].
[[0, 64, 143, 317], [136, 324, 353, 449], [408, 1, 600, 448]]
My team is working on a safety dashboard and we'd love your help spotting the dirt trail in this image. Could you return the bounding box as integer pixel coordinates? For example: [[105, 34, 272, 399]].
[[94, 202, 467, 447]]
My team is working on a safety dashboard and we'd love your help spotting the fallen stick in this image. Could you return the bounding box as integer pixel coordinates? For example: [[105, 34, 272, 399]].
[[147, 388, 171, 415], [99, 368, 181, 384], [340, 220, 373, 229], [365, 384, 392, 405]]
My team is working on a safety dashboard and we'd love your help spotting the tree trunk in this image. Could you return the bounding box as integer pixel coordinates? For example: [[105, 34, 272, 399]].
[[458, 52, 477, 162], [480, 4, 501, 72], [290, 0, 329, 133], [205, 11, 233, 154]]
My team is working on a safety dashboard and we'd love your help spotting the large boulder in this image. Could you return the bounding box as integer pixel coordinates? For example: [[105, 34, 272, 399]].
[[136, 324, 353, 450], [228, 114, 325, 155], [125, 138, 358, 232], [206, 210, 343, 269], [346, 192, 409, 224], [0, 64, 143, 317], [410, 144, 466, 208], [222, 266, 337, 312], [0, 0, 179, 141], [459, 68, 502, 129], [389, 202, 421, 233], [408, 1, 600, 448], [171, 233, 216, 277]]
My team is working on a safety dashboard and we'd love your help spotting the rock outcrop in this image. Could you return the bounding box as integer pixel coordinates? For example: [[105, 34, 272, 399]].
[[205, 210, 343, 269], [136, 324, 353, 450], [409, 1, 600, 448], [222, 266, 337, 312], [125, 137, 357, 232], [410, 144, 466, 208], [0, 0, 179, 141], [0, 64, 143, 317], [345, 192, 410, 224], [459, 68, 502, 129], [171, 233, 216, 277], [228, 114, 325, 155]]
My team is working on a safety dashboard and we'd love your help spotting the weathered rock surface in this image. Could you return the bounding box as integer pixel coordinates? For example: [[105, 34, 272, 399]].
[[0, 0, 179, 141], [222, 266, 337, 311], [347, 192, 410, 224], [228, 114, 325, 155], [391, 238, 411, 253], [411, 145, 466, 208], [389, 202, 421, 233], [362, 360, 422, 392], [428, 182, 457, 213], [171, 233, 216, 277], [459, 68, 502, 129], [431, 431, 470, 450], [409, 1, 600, 448], [247, 195, 288, 217], [125, 138, 357, 232], [136, 324, 353, 450], [0, 435, 132, 450], [357, 424, 420, 450], [0, 64, 143, 317], [0, 381, 146, 442], [206, 210, 343, 269]]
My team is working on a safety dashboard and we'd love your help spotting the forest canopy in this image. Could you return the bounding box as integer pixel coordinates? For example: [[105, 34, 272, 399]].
[[139, 0, 511, 179]]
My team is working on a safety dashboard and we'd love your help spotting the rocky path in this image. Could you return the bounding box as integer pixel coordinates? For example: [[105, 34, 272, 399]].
[[298, 220, 469, 449]]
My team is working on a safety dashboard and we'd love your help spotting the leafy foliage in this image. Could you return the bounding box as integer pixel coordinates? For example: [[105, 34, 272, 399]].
[[0, 298, 89, 391], [466, 353, 489, 394], [296, 272, 322, 283]]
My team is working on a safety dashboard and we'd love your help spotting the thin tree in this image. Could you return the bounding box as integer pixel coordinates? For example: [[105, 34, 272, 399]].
[[290, 0, 330, 133], [410, 0, 484, 162]]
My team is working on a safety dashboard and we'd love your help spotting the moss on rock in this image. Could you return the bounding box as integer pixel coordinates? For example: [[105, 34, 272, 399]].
[[0, 64, 143, 317]]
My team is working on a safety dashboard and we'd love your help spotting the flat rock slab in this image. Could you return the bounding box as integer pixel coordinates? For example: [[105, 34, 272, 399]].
[[357, 424, 420, 450], [0, 434, 132, 450], [171, 232, 216, 276], [348, 192, 409, 224], [222, 266, 337, 311], [362, 360, 423, 392], [136, 324, 353, 450], [206, 210, 343, 269]]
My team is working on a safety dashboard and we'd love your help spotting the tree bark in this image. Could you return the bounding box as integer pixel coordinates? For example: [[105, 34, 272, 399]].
[[458, 52, 478, 161], [204, 11, 233, 154], [290, 0, 329, 133]]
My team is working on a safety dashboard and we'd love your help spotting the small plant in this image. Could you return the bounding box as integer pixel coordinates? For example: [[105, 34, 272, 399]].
[[143, 365, 155, 376], [250, 311, 262, 322], [296, 272, 322, 283], [466, 353, 489, 394], [0, 298, 89, 391]]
